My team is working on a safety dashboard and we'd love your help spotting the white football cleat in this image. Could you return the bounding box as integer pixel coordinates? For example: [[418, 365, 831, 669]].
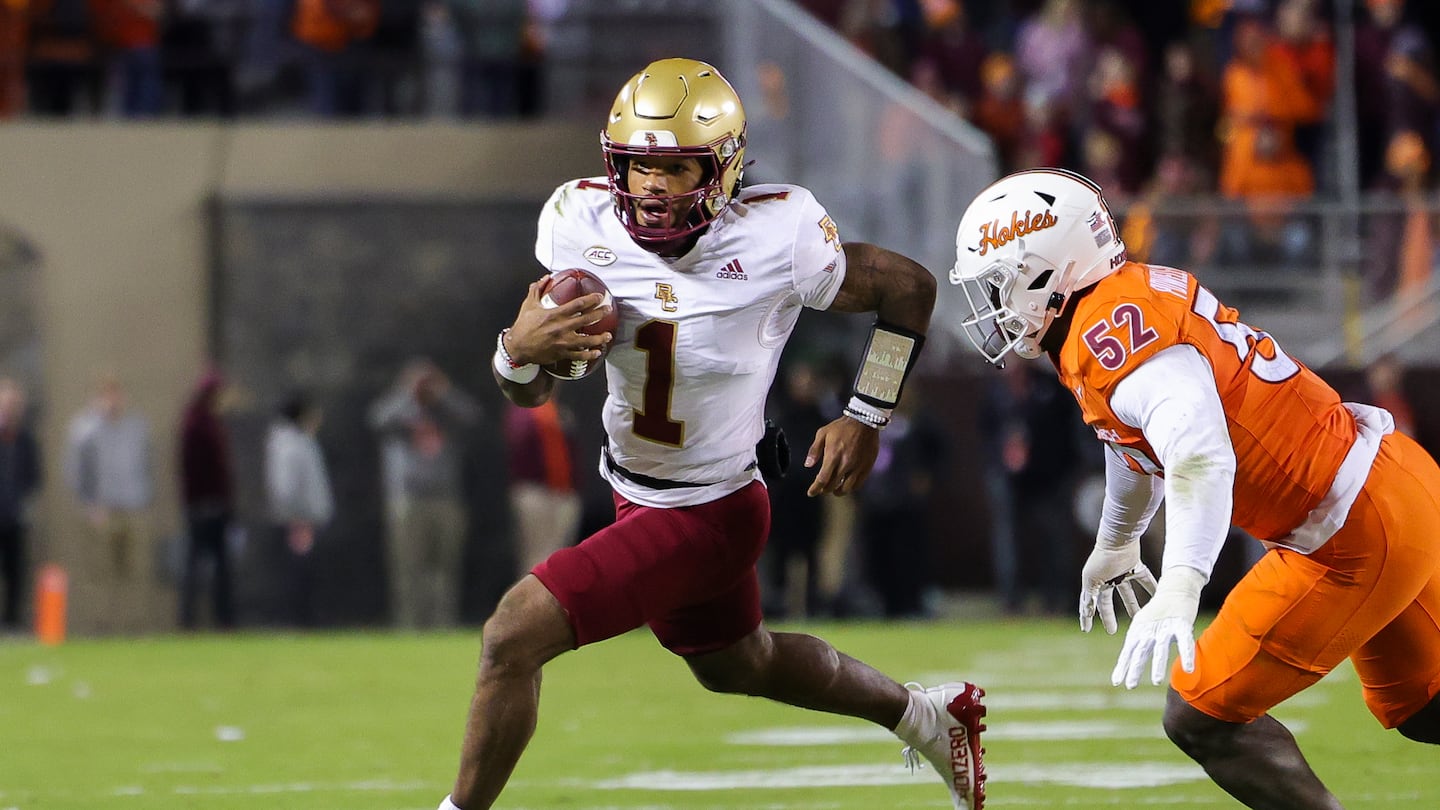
[[901, 682, 988, 810]]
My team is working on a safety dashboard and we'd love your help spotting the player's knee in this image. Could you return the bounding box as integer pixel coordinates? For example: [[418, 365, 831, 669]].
[[687, 635, 770, 696], [1396, 722, 1440, 744], [689, 666, 734, 694], [1162, 691, 1226, 760], [1396, 696, 1440, 744], [479, 580, 567, 675], [479, 609, 534, 674], [688, 655, 762, 695]]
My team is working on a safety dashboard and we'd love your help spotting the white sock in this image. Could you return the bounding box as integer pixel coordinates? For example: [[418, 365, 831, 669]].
[[893, 686, 934, 747]]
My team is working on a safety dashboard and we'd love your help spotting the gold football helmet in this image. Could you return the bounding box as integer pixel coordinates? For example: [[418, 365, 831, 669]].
[[601, 58, 747, 247]]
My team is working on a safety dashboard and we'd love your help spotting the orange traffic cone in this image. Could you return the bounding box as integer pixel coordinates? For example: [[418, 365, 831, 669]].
[[34, 563, 67, 645]]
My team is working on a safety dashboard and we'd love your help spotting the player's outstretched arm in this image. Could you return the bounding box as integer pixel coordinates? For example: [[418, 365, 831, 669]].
[[492, 277, 611, 408], [806, 243, 937, 497], [828, 242, 937, 330], [1105, 347, 1234, 689]]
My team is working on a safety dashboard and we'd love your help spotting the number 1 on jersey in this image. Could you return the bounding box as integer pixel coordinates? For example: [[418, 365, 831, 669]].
[[634, 319, 685, 446]]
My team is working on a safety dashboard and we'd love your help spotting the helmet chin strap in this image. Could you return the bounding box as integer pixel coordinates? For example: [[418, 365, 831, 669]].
[[1050, 258, 1079, 306], [1013, 258, 1075, 359]]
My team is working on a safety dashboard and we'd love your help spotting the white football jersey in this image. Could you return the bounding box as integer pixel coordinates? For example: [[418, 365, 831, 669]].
[[536, 177, 848, 507]]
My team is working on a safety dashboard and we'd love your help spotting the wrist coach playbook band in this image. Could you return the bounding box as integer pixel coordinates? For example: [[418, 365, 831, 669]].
[[850, 320, 925, 413]]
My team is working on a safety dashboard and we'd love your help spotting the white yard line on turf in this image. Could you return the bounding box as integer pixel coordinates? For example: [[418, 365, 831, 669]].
[[589, 761, 1210, 791], [725, 718, 1307, 747], [728, 720, 1160, 745]]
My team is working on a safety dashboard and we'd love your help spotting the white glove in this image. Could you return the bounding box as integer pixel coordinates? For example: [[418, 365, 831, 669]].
[[438, 795, 463, 810], [1111, 566, 1205, 689], [1079, 543, 1157, 634]]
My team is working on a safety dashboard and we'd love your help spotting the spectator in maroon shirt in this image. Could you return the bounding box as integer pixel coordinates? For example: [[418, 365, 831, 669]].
[[1155, 39, 1221, 181], [971, 52, 1026, 172], [793, 0, 846, 28], [178, 368, 236, 629], [919, 1, 989, 108], [1087, 45, 1149, 194], [503, 395, 581, 578], [1355, 0, 1438, 187]]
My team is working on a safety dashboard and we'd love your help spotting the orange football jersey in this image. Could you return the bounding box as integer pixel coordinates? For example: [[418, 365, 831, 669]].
[[1052, 262, 1356, 542]]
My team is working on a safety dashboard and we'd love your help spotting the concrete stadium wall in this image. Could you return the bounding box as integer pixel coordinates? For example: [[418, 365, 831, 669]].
[[0, 122, 597, 635]]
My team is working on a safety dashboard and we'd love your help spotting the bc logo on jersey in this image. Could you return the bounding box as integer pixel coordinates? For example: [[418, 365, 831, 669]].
[[655, 283, 679, 312]]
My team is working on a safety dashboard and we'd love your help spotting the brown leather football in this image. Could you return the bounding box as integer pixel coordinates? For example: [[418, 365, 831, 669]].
[[539, 268, 618, 380]]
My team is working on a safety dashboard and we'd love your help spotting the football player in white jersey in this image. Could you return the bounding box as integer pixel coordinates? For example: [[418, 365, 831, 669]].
[[431, 60, 988, 810]]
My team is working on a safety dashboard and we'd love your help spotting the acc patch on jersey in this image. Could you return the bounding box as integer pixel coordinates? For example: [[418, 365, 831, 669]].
[[584, 246, 617, 266]]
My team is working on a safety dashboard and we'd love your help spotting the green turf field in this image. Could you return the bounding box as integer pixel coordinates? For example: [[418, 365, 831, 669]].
[[1, 618, 1432, 809]]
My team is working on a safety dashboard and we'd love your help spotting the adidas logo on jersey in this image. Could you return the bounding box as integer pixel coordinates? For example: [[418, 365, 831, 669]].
[[716, 259, 748, 281]]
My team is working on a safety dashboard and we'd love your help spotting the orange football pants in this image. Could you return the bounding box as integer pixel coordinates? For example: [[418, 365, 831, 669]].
[[1173, 430, 1440, 727]]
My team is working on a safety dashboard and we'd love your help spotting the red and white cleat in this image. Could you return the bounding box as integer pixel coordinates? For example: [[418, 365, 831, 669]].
[[901, 682, 988, 810]]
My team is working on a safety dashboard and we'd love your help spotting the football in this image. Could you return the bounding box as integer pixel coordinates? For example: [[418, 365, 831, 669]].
[[539, 268, 619, 380]]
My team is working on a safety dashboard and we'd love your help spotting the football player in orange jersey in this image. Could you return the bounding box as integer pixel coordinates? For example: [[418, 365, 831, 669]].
[[950, 168, 1440, 809]]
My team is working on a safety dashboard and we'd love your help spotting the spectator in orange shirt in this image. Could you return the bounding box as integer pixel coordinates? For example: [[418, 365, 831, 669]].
[[88, 0, 162, 115], [1272, 0, 1335, 173], [1218, 14, 1322, 266], [291, 0, 379, 116], [1219, 14, 1320, 198]]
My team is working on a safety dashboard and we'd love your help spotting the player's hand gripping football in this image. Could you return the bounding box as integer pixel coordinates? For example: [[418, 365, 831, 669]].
[[804, 416, 880, 497], [503, 276, 612, 367], [1079, 543, 1157, 635], [1111, 566, 1205, 689]]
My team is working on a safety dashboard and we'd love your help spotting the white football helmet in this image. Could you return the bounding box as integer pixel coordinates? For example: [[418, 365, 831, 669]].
[[949, 168, 1127, 364]]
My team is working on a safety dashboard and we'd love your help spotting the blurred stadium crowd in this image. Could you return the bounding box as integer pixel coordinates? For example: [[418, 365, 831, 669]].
[[3, 0, 1436, 187], [0, 0, 562, 118], [816, 0, 1432, 197], [5, 0, 1440, 297], [806, 0, 1440, 301]]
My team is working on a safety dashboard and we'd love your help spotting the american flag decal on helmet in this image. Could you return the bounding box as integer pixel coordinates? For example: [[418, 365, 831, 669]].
[[1088, 211, 1113, 248]]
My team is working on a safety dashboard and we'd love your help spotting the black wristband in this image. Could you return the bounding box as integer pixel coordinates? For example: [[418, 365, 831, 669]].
[[851, 320, 925, 409]]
